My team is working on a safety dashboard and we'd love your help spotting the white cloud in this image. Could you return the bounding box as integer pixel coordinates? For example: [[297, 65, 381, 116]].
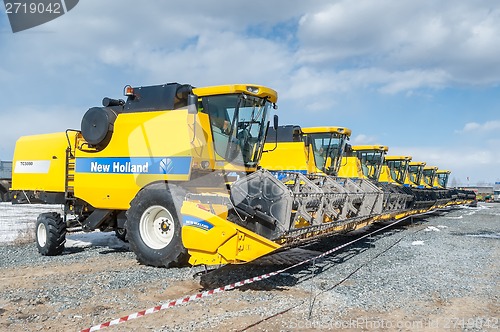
[[390, 145, 500, 185], [351, 134, 379, 145], [129, 32, 293, 87], [2, 0, 499, 104], [457, 120, 500, 133], [0, 105, 82, 160], [297, 0, 500, 86]]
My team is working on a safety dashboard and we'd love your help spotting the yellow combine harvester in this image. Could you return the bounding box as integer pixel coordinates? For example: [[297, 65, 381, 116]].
[[13, 83, 286, 266]]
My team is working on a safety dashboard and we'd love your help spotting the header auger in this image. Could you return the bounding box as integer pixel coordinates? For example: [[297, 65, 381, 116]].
[[11, 83, 475, 268]]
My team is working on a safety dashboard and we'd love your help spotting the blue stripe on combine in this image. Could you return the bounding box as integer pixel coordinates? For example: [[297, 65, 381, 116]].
[[182, 216, 214, 231], [75, 157, 192, 175], [269, 170, 307, 181]]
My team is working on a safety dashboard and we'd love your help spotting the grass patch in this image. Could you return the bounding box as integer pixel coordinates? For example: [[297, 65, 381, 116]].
[[12, 226, 36, 245]]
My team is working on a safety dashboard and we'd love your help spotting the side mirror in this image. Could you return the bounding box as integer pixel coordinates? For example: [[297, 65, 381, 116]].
[[187, 94, 198, 114], [262, 115, 279, 153], [304, 135, 312, 146], [344, 144, 353, 155], [273, 114, 279, 130]]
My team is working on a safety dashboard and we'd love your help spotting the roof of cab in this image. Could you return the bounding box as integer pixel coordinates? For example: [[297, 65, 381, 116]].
[[193, 84, 278, 103], [301, 126, 352, 136]]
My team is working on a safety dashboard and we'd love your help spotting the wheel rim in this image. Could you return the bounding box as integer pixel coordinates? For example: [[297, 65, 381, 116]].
[[37, 222, 47, 247], [139, 205, 175, 250]]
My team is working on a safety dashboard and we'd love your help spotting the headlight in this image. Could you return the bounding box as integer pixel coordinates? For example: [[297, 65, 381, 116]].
[[246, 86, 259, 94]]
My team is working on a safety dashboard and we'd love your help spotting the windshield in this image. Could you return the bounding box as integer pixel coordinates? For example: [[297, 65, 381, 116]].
[[356, 151, 384, 180], [437, 173, 449, 188], [408, 165, 423, 185], [386, 160, 409, 184], [423, 169, 436, 186], [202, 94, 270, 167], [307, 133, 347, 175]]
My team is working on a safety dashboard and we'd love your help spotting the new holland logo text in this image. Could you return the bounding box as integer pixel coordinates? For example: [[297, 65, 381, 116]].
[[90, 161, 149, 173], [75, 157, 192, 175]]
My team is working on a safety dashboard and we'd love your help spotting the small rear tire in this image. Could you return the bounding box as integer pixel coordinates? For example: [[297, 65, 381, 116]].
[[115, 228, 128, 242], [36, 212, 66, 256]]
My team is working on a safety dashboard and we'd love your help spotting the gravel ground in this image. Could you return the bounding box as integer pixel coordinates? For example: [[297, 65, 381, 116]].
[[0, 203, 498, 331]]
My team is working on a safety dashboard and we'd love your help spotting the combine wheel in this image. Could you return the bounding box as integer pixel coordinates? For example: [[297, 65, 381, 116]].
[[35, 212, 66, 256], [115, 228, 128, 242], [0, 181, 9, 202], [126, 183, 188, 267]]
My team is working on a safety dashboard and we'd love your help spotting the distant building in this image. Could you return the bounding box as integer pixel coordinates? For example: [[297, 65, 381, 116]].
[[494, 182, 500, 202], [459, 186, 493, 201], [0, 160, 12, 179], [0, 160, 12, 202]]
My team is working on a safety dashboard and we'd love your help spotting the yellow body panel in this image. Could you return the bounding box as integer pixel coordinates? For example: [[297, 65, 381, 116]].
[[378, 166, 392, 183], [74, 110, 202, 209], [181, 201, 280, 265], [12, 132, 77, 192], [337, 156, 364, 178], [260, 142, 315, 173], [49, 109, 249, 210]]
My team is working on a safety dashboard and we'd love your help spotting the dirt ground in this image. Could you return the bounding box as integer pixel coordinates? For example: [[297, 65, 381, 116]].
[[1, 244, 498, 332]]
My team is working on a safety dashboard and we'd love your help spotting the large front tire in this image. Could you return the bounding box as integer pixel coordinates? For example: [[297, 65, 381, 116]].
[[36, 212, 66, 256], [126, 183, 188, 267]]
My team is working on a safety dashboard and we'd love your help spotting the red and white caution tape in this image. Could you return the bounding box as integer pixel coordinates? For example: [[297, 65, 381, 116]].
[[81, 212, 428, 332], [81, 270, 282, 332]]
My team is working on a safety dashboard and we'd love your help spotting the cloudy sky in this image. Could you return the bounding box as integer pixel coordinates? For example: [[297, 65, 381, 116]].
[[1, 0, 499, 185]]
